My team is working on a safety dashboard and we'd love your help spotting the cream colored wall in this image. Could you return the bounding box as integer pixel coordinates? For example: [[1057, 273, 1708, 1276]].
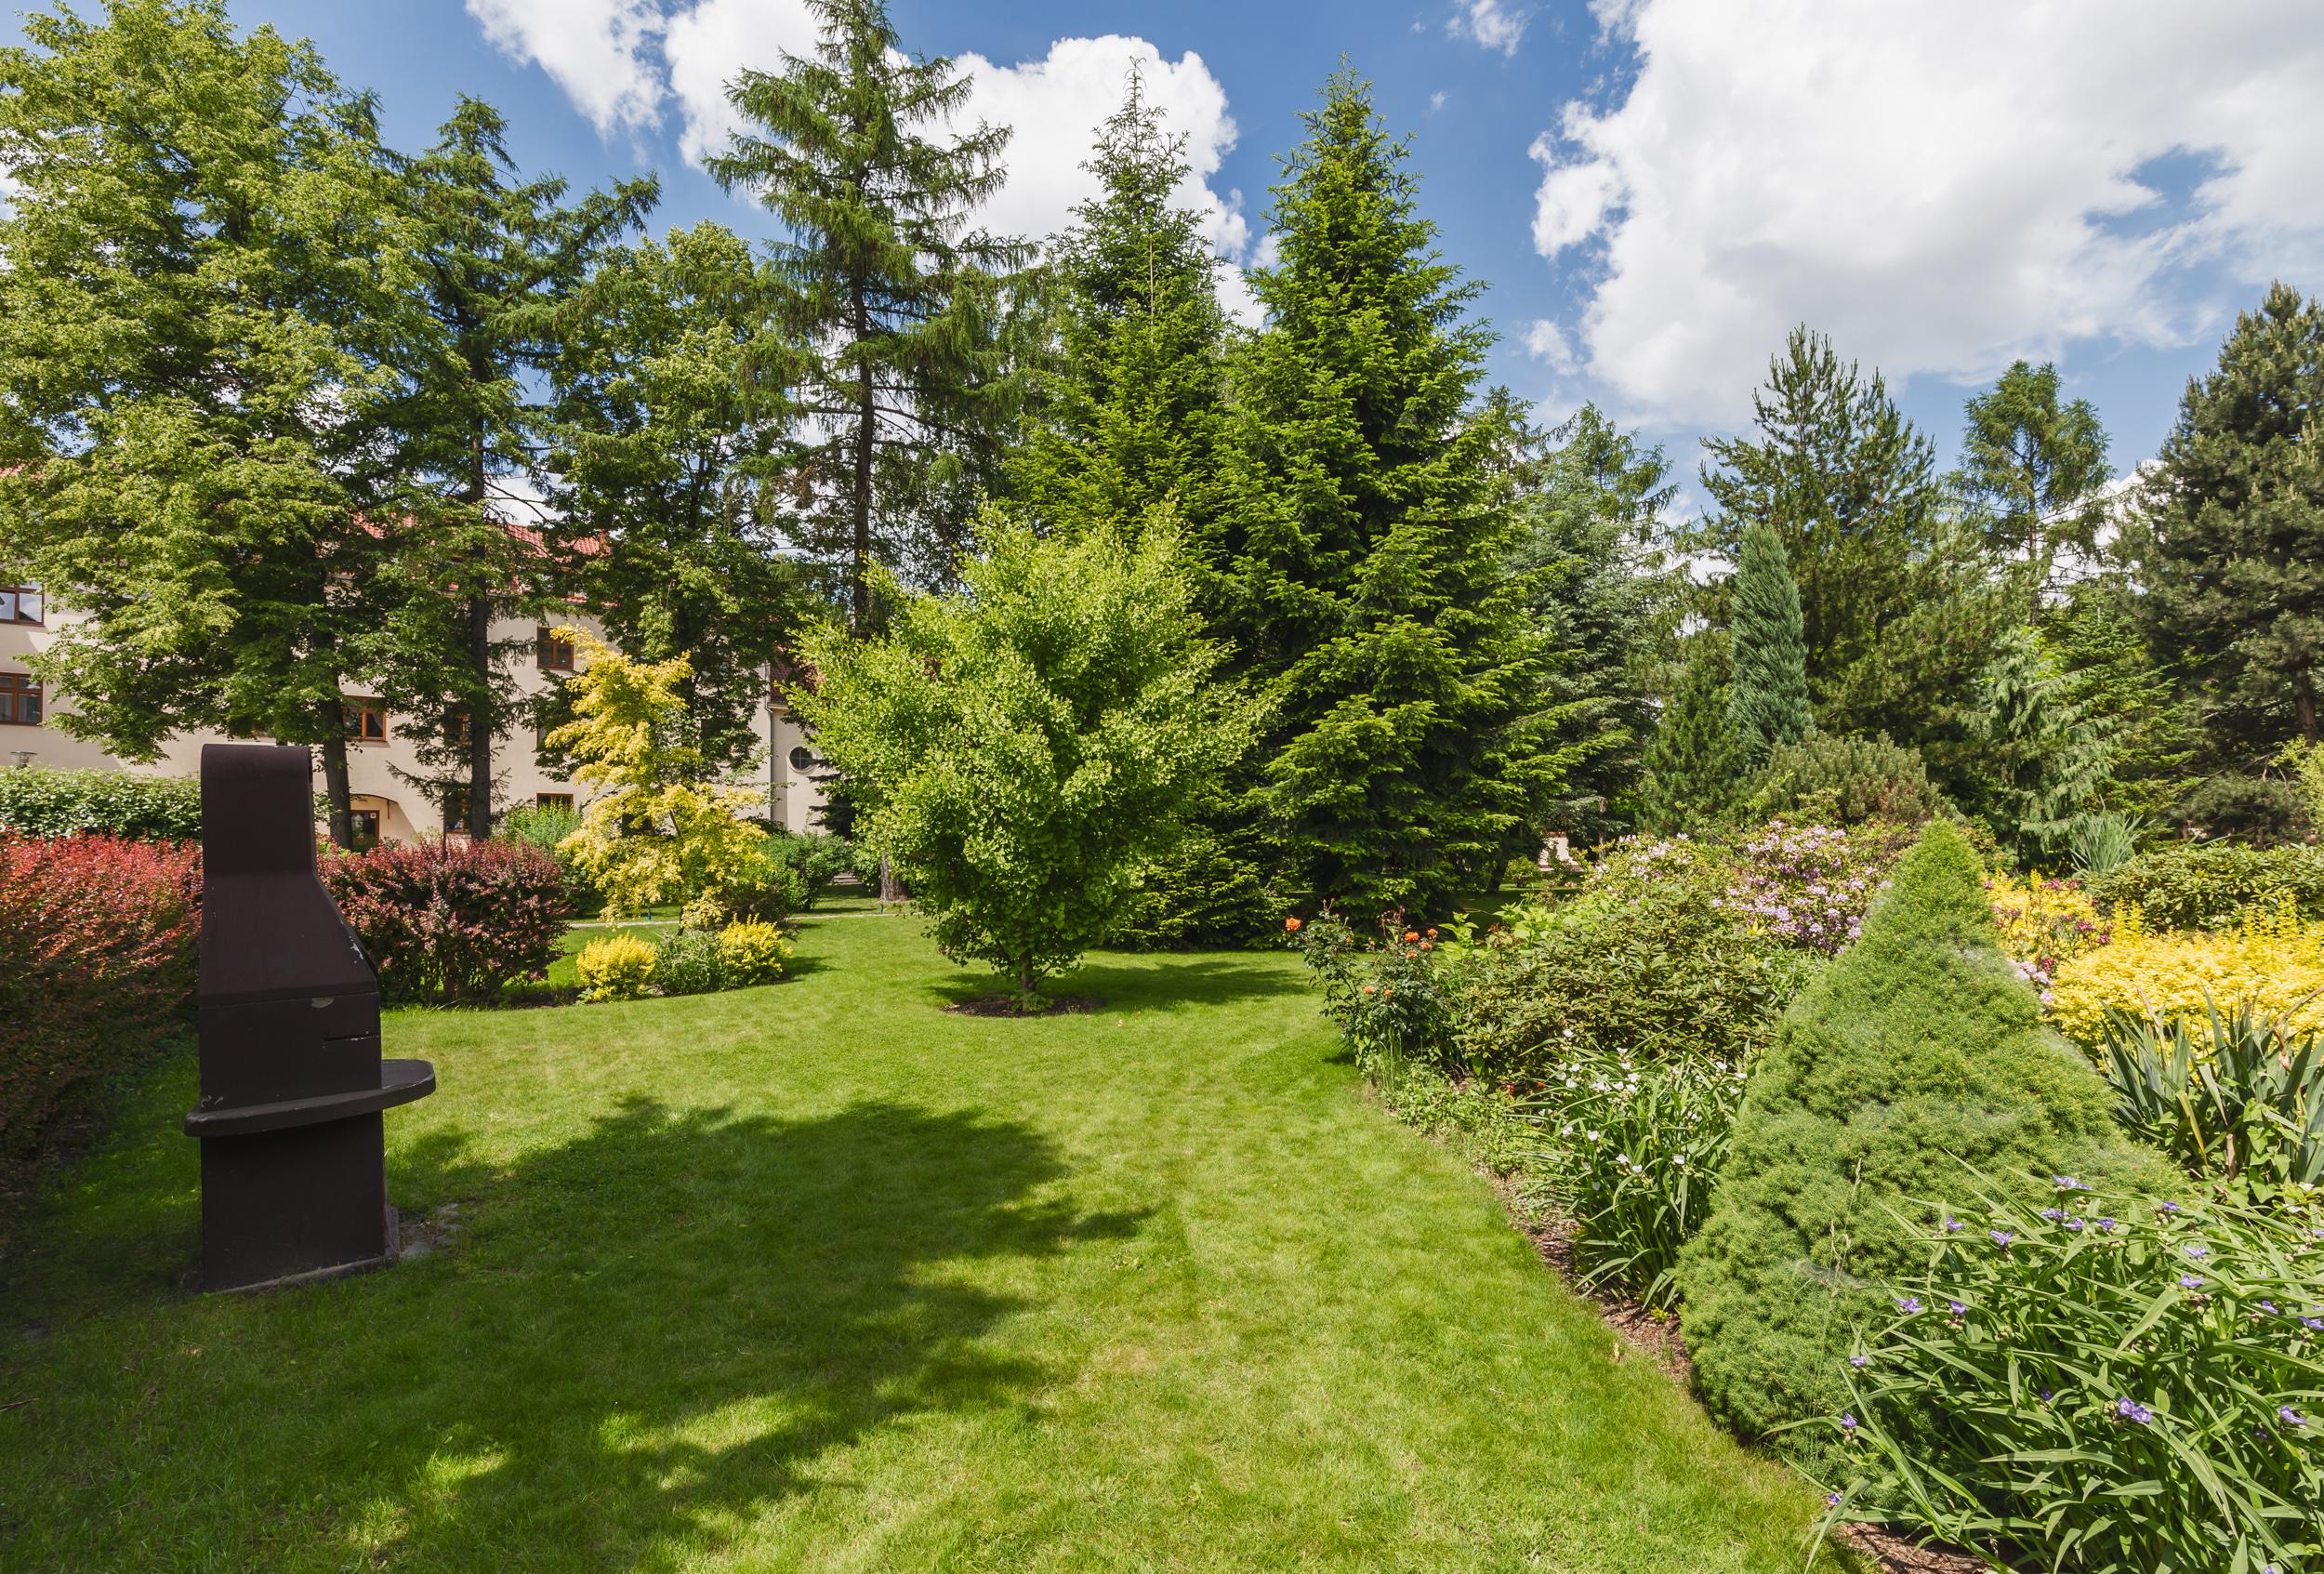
[[0, 601, 829, 840]]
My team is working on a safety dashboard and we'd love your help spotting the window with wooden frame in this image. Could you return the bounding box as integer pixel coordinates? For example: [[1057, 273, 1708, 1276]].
[[535, 626, 575, 672], [343, 698, 388, 743], [0, 588, 43, 626], [0, 671, 42, 725], [442, 787, 472, 835], [535, 792, 574, 812], [446, 713, 471, 748]]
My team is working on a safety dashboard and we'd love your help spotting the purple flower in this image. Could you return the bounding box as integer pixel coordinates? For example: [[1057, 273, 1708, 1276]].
[[2181, 1275, 2204, 1290], [2259, 1300, 2279, 1315], [1943, 1216, 1962, 1233], [2115, 1398, 2153, 1424], [2040, 1388, 2054, 1403], [2095, 1217, 2119, 1234], [2053, 1175, 2086, 1191], [1850, 1354, 1869, 1369], [1840, 1412, 1857, 1432], [2185, 1243, 2210, 1260], [1826, 1492, 1842, 1507], [2159, 1200, 2182, 1214], [2303, 1316, 2323, 1331], [2282, 1407, 2307, 1427], [1948, 1300, 1967, 1316], [1896, 1296, 1923, 1314], [1990, 1229, 2014, 1247], [2065, 1217, 2086, 1232], [2040, 1207, 2065, 1221]]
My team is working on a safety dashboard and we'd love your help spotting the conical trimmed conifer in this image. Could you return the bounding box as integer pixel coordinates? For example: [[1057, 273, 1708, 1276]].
[[1677, 822, 2155, 1472], [1725, 522, 1812, 765]]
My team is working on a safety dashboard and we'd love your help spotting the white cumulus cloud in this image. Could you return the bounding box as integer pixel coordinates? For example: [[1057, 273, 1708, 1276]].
[[1529, 0, 2324, 426], [466, 0, 667, 134], [1449, 0, 1528, 57]]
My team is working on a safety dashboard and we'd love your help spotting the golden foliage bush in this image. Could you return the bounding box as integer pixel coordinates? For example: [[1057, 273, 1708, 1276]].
[[575, 932, 658, 1003], [716, 919, 791, 985], [2046, 897, 2324, 1051]]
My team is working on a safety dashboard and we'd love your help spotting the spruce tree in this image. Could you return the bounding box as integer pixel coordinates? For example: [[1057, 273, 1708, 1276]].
[[2137, 282, 2324, 756], [1724, 522, 1812, 766], [1225, 71, 1565, 913], [390, 97, 656, 838], [1010, 70, 1234, 547], [1636, 637, 1747, 833], [706, 0, 1027, 628]]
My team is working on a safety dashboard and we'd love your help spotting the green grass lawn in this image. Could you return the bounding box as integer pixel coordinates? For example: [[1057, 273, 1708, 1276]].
[[2, 906, 1839, 1572]]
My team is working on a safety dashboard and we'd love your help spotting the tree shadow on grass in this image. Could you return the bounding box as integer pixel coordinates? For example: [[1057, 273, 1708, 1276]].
[[14, 1092, 1143, 1570], [920, 954, 1311, 1016], [355, 1096, 1145, 1569]]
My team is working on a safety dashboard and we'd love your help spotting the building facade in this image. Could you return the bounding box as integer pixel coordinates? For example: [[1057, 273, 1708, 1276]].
[[0, 584, 827, 844]]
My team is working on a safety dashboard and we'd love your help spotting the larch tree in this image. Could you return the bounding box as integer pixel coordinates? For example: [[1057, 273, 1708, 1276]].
[[0, 0, 438, 846], [1224, 70, 1566, 915], [706, 0, 1028, 629], [2136, 282, 2324, 756], [1724, 522, 1813, 766], [548, 221, 808, 774], [1958, 359, 2112, 615], [392, 97, 656, 838]]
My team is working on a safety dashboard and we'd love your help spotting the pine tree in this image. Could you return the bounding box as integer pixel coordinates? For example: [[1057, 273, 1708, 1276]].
[[706, 0, 1028, 629], [1636, 637, 1747, 833], [1010, 69, 1234, 547], [1697, 327, 1946, 708], [2137, 282, 2324, 756], [0, 0, 438, 846], [1959, 359, 2111, 614], [1225, 71, 1566, 913], [390, 97, 657, 838], [548, 221, 808, 774], [1724, 522, 1812, 766]]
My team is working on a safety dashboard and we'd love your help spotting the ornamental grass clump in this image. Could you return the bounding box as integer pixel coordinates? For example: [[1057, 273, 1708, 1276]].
[[1676, 821, 2156, 1473], [1829, 1187, 2324, 1572]]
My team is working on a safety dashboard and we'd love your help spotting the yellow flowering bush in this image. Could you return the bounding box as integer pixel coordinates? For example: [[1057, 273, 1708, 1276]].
[[716, 919, 792, 985], [2047, 897, 2324, 1052], [575, 932, 657, 1003]]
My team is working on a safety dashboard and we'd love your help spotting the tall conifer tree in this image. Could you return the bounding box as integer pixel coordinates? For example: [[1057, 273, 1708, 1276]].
[[1637, 638, 1747, 834], [1011, 70, 1234, 546], [393, 98, 656, 836], [1725, 522, 1812, 765], [1226, 71, 1565, 912], [1959, 359, 2111, 614], [2137, 282, 2324, 755], [707, 0, 1027, 628]]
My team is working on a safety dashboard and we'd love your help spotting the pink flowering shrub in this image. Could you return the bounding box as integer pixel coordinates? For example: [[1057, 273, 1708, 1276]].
[[1717, 820, 1919, 956], [321, 839, 572, 1003]]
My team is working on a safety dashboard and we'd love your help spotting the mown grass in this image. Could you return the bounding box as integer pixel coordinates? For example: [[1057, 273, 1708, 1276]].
[[1, 905, 1839, 1571]]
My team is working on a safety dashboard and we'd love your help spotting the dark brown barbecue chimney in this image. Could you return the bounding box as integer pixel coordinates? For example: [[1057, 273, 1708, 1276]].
[[184, 743, 434, 1291]]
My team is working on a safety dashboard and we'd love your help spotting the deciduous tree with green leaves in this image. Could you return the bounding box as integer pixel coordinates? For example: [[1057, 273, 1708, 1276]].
[[794, 521, 1248, 1009], [1724, 522, 1812, 766], [548, 221, 807, 773], [1224, 71, 1566, 913], [2136, 282, 2324, 757], [706, 0, 1028, 628], [0, 0, 435, 847]]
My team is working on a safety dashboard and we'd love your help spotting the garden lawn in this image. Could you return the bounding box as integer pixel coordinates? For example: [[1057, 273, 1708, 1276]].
[[1, 902, 1837, 1572]]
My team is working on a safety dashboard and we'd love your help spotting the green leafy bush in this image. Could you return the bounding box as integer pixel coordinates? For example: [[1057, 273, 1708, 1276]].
[[716, 919, 791, 985], [1753, 733, 1949, 827], [703, 835, 809, 925], [1832, 1189, 2324, 1572], [1287, 912, 1458, 1090], [1676, 822, 2157, 1470], [2092, 840, 2324, 930], [2102, 1001, 2323, 1205], [1520, 1046, 1748, 1311], [1108, 822, 1277, 950], [651, 928, 727, 997], [0, 766, 201, 840], [762, 828, 855, 910], [1458, 839, 1816, 1079], [496, 801, 599, 915]]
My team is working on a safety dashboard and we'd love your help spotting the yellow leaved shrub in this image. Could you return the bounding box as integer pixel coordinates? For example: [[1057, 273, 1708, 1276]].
[[2046, 897, 2324, 1052], [576, 932, 657, 1002], [717, 919, 792, 985]]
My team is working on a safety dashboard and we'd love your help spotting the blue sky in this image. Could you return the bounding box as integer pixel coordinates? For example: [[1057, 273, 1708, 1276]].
[[11, 0, 2323, 494]]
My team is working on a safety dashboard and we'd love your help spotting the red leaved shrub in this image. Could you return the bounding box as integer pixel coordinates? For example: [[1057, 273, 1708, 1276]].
[[320, 839, 571, 1003], [0, 833, 201, 1181]]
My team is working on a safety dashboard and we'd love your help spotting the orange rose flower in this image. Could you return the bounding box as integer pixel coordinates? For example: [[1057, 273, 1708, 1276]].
[[1285, 916, 1303, 932], [1403, 930, 1419, 943]]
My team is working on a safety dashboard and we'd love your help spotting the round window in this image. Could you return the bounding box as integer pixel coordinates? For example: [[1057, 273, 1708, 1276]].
[[787, 745, 816, 773]]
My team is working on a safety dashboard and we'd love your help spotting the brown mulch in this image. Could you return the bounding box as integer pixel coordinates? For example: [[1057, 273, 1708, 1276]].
[[944, 994, 1102, 1018], [1464, 1131, 1992, 1574]]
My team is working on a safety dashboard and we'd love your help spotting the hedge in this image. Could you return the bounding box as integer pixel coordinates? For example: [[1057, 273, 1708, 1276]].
[[320, 839, 572, 1003], [0, 766, 202, 840]]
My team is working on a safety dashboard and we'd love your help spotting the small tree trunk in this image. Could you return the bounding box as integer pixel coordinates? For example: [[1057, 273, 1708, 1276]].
[[2297, 678, 2318, 746], [851, 284, 876, 634], [318, 733, 355, 850]]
